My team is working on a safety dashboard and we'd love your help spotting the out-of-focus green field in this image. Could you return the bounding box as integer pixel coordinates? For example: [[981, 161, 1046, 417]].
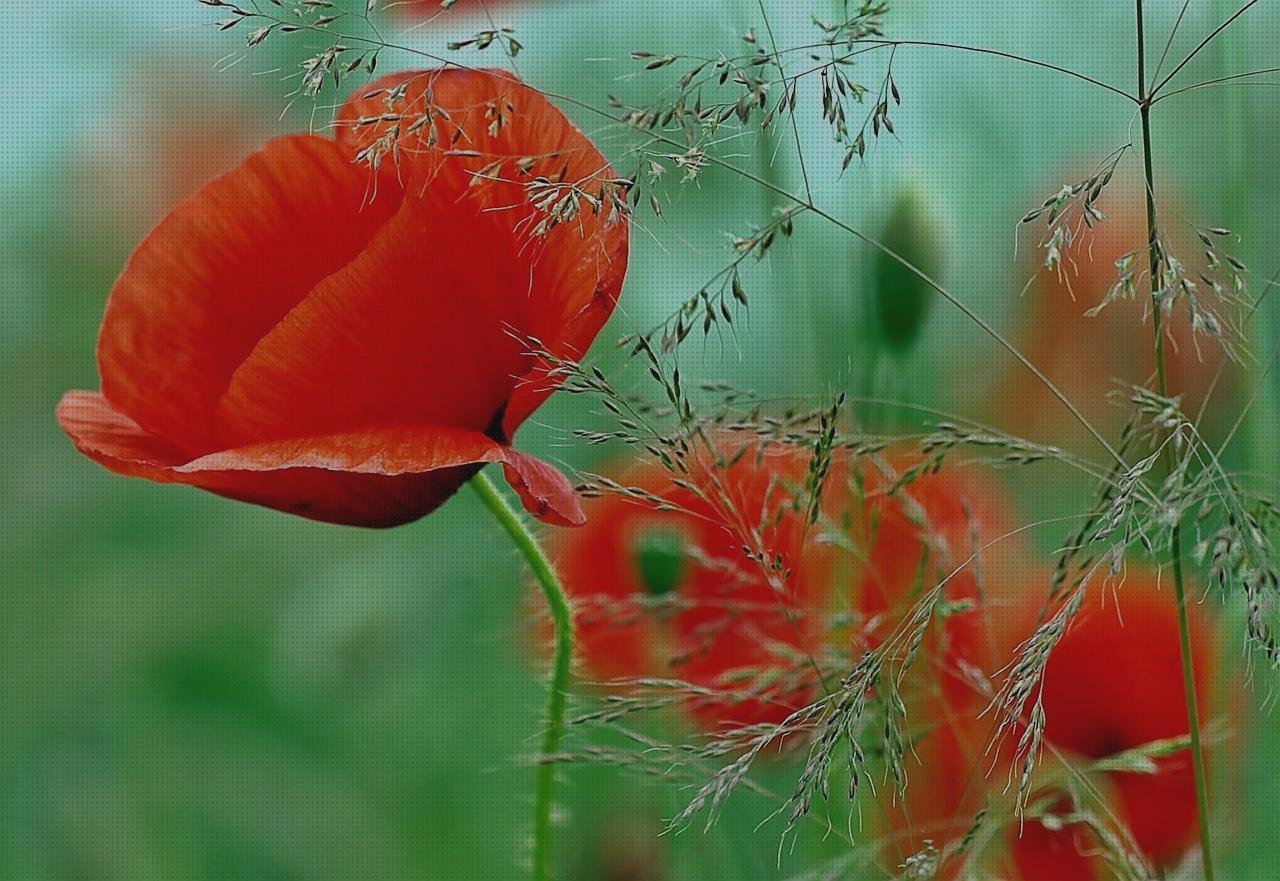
[[4, 1, 1279, 878]]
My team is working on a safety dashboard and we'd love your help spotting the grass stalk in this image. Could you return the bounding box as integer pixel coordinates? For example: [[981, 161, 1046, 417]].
[[1136, 4, 1216, 879]]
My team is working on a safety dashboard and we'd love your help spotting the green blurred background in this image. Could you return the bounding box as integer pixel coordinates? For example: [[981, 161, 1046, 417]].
[[4, 0, 1279, 877]]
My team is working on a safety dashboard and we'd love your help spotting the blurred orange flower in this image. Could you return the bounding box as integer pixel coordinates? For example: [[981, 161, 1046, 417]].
[[551, 442, 834, 730], [851, 458, 1026, 853], [855, 458, 1021, 691], [993, 183, 1237, 450]]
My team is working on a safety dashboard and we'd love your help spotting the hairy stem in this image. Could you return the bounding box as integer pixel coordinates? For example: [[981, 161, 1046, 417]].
[[470, 470, 573, 881], [1136, 4, 1216, 879]]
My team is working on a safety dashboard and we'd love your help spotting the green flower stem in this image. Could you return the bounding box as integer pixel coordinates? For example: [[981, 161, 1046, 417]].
[[470, 469, 572, 881], [1136, 4, 1215, 879]]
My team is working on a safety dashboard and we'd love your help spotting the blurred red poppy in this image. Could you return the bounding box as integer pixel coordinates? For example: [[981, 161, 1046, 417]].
[[855, 459, 1019, 695], [991, 183, 1235, 450], [1008, 572, 1216, 874], [58, 68, 628, 528], [552, 443, 833, 730], [851, 459, 1024, 850], [877, 568, 1218, 878]]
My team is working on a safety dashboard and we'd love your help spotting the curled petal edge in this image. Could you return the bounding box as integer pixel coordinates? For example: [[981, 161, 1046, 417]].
[[57, 391, 584, 527]]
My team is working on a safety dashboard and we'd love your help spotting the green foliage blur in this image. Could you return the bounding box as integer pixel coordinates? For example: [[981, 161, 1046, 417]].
[[4, 0, 1279, 878]]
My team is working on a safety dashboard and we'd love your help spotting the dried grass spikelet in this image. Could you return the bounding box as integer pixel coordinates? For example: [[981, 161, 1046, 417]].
[[985, 174, 1239, 452]]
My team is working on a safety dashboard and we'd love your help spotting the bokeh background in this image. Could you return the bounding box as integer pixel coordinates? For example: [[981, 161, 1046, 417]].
[[4, 0, 1280, 878]]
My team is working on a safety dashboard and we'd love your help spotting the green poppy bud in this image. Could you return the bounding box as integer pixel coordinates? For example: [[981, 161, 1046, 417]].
[[632, 527, 686, 596], [873, 187, 942, 354]]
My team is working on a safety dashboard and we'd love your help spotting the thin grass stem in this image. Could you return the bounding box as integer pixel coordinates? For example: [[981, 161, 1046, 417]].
[[1151, 0, 1263, 97], [1136, 4, 1216, 878], [1154, 65, 1280, 102]]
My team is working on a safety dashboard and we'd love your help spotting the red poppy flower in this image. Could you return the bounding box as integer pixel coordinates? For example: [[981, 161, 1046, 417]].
[[992, 183, 1234, 449], [874, 569, 1218, 878], [551, 443, 833, 730], [1007, 572, 1216, 874], [58, 68, 628, 528], [854, 459, 1021, 710], [851, 459, 1024, 850]]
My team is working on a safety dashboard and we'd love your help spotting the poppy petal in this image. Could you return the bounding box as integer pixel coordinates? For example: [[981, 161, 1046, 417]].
[[335, 68, 628, 439], [96, 135, 402, 454], [57, 390, 191, 469], [58, 391, 584, 527], [210, 181, 531, 448], [504, 216, 627, 439]]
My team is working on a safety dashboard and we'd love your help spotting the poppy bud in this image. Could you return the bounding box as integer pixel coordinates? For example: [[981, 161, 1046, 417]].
[[632, 527, 686, 596], [872, 187, 941, 354]]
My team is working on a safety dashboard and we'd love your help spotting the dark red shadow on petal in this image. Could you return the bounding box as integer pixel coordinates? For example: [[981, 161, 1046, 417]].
[[58, 391, 582, 527]]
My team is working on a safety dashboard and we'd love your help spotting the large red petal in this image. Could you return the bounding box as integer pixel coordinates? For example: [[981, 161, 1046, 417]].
[[336, 68, 627, 439], [1035, 577, 1214, 868], [58, 391, 583, 527], [211, 184, 531, 448], [96, 135, 402, 454], [1008, 815, 1101, 881]]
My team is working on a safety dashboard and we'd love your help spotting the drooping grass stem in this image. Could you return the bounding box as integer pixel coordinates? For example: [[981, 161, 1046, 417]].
[[470, 470, 573, 881], [1135, 4, 1216, 879]]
